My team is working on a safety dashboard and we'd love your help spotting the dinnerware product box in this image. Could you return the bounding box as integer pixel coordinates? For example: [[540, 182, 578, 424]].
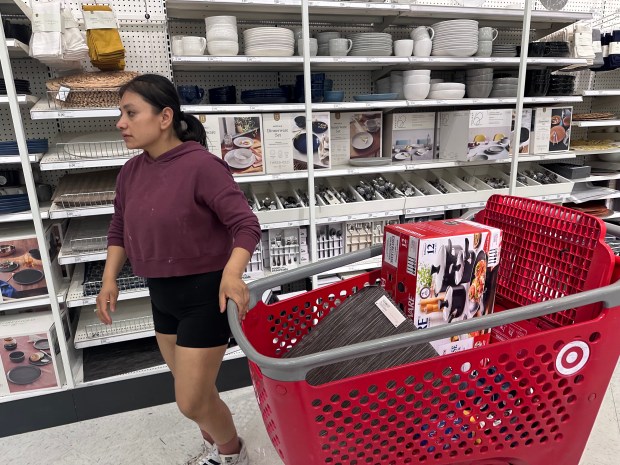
[[381, 220, 502, 355], [0, 310, 61, 397], [383, 112, 436, 164], [438, 109, 513, 162], [513, 108, 533, 155], [268, 227, 305, 272], [532, 106, 572, 154], [262, 112, 331, 173], [196, 114, 265, 176], [330, 111, 384, 166]]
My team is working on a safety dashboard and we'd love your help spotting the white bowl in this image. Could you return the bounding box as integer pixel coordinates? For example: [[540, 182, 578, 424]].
[[207, 30, 238, 43], [428, 89, 466, 100], [404, 75, 431, 85], [403, 69, 431, 77], [207, 41, 240, 56], [205, 16, 237, 27], [404, 83, 431, 100], [431, 82, 466, 91]]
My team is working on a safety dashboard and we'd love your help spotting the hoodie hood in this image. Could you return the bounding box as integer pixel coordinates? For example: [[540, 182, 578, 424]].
[[143, 141, 204, 164]]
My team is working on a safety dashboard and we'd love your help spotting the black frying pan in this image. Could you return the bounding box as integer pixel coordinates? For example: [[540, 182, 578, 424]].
[[12, 269, 44, 285], [6, 365, 41, 385]]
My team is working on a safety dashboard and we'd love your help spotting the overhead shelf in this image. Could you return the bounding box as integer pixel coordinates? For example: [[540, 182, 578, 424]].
[[0, 153, 43, 164], [0, 296, 51, 313], [48, 204, 114, 219], [7, 38, 30, 59], [30, 100, 120, 120], [583, 90, 620, 97], [0, 94, 39, 106], [0, 206, 50, 223], [166, 0, 591, 32], [171, 55, 587, 72], [573, 119, 620, 127]]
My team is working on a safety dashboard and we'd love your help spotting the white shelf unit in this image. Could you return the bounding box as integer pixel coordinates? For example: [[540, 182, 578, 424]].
[[583, 90, 620, 97], [573, 120, 620, 127], [6, 39, 29, 59], [30, 100, 120, 120], [0, 94, 38, 106], [0, 153, 43, 164], [0, 295, 51, 313], [0, 206, 50, 223], [48, 204, 114, 220]]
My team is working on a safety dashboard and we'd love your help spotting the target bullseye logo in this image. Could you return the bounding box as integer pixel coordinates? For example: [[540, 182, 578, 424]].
[[556, 341, 590, 376]]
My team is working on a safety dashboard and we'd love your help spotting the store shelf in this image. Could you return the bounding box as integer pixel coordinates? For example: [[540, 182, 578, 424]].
[[7, 38, 30, 59], [573, 120, 620, 127], [30, 100, 120, 120], [583, 90, 620, 97], [0, 153, 43, 164], [58, 216, 111, 265], [0, 386, 68, 404], [0, 205, 50, 223], [575, 173, 620, 183], [40, 150, 133, 171], [171, 55, 587, 72], [0, 295, 51, 313], [166, 0, 591, 32], [48, 203, 114, 219], [0, 94, 38, 106], [65, 263, 149, 308], [573, 147, 620, 156]]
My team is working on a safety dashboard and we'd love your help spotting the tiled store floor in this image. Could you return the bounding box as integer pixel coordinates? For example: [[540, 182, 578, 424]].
[[1, 359, 619, 465]]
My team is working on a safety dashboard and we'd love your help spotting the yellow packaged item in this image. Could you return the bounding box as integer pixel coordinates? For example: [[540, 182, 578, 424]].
[[82, 4, 125, 71]]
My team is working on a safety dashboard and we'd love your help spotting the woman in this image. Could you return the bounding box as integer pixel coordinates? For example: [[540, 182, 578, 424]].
[[95, 74, 261, 465]]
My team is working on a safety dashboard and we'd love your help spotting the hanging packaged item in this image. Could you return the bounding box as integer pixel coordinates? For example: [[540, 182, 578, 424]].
[[29, 1, 63, 61], [82, 3, 126, 71]]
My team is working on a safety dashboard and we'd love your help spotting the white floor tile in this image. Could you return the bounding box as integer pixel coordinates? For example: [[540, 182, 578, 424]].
[[1, 362, 619, 465]]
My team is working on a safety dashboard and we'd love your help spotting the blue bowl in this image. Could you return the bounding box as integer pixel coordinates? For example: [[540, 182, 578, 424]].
[[324, 79, 334, 91], [323, 90, 344, 102]]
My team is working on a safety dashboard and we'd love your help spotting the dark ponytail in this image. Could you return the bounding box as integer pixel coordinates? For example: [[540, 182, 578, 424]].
[[119, 74, 207, 147]]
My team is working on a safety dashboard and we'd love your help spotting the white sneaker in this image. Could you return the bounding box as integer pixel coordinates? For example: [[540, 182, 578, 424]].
[[219, 437, 249, 465], [185, 440, 221, 465]]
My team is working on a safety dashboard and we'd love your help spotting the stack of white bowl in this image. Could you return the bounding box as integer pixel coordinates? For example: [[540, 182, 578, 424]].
[[389, 71, 404, 99], [205, 16, 239, 56], [243, 27, 294, 57], [428, 82, 466, 100], [431, 19, 478, 57], [466, 68, 494, 98], [490, 77, 518, 98], [317, 31, 341, 56], [375, 76, 391, 94], [349, 33, 393, 57], [403, 70, 430, 100]]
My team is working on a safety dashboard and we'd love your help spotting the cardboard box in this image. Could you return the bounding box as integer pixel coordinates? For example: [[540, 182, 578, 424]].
[[0, 310, 61, 397], [263, 112, 331, 173], [513, 108, 532, 155], [330, 111, 384, 166], [196, 114, 265, 175], [532, 107, 573, 154], [438, 109, 513, 162], [382, 220, 502, 355], [384, 112, 435, 164]]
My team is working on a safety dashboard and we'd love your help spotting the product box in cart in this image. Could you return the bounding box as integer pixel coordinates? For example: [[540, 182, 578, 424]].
[[330, 111, 384, 166], [0, 310, 62, 397], [532, 106, 572, 153], [383, 112, 435, 164], [438, 109, 513, 162], [262, 112, 331, 173], [382, 220, 502, 355], [196, 114, 265, 176]]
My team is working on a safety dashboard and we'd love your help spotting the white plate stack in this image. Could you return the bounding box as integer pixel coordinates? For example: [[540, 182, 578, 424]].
[[243, 27, 295, 57], [205, 16, 239, 56], [492, 44, 518, 57], [431, 20, 478, 57], [349, 33, 393, 57], [317, 31, 341, 56]]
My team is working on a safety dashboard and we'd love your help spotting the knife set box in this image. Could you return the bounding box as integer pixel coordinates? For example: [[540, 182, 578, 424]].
[[0, 310, 62, 397], [283, 286, 437, 385], [381, 220, 502, 355]]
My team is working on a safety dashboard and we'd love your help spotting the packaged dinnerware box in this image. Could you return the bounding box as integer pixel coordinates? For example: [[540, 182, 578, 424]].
[[513, 108, 533, 155], [381, 220, 502, 355], [438, 109, 513, 162], [196, 114, 265, 176], [532, 107, 572, 154], [330, 111, 384, 166], [0, 310, 62, 397], [263, 112, 331, 173], [383, 112, 435, 164]]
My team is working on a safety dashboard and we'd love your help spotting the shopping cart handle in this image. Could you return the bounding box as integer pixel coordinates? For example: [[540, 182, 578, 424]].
[[247, 244, 383, 309], [228, 275, 620, 382]]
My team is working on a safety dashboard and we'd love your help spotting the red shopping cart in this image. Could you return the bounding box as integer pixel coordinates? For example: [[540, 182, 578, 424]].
[[228, 195, 620, 465]]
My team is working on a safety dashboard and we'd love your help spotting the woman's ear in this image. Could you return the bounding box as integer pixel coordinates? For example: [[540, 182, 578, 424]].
[[160, 107, 175, 131]]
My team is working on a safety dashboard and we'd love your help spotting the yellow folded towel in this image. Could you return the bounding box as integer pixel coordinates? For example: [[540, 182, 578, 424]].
[[83, 5, 125, 71]]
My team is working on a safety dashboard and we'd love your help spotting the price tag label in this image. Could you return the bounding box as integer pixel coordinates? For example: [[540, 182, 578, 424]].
[[370, 212, 383, 218], [334, 57, 347, 63], [366, 57, 380, 63], [248, 106, 258, 111], [74, 255, 87, 263], [405, 164, 417, 170], [66, 210, 79, 218], [347, 168, 359, 175], [246, 57, 258, 62], [434, 99, 446, 105], [67, 162, 77, 169]]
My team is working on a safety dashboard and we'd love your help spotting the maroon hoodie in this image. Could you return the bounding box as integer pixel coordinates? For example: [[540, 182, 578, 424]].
[[107, 141, 261, 278]]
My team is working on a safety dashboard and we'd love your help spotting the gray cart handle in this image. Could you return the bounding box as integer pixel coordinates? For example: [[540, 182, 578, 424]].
[[228, 222, 620, 382]]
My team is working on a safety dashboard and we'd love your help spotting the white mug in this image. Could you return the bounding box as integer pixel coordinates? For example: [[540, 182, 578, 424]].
[[475, 41, 493, 57], [329, 38, 353, 56], [181, 36, 207, 55], [479, 27, 499, 42], [171, 36, 184, 56], [411, 26, 434, 41], [394, 39, 414, 57], [414, 39, 433, 57], [298, 38, 318, 57]]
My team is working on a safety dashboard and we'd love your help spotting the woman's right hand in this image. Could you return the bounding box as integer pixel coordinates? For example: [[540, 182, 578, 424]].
[[95, 279, 119, 325]]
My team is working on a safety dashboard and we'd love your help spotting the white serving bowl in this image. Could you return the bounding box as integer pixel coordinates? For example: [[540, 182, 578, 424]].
[[205, 16, 237, 27], [404, 75, 431, 85], [207, 41, 240, 56], [430, 82, 466, 91], [428, 89, 466, 99], [207, 30, 238, 43], [404, 83, 431, 100]]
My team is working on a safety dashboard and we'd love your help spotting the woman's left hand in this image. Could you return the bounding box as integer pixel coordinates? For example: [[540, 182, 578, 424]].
[[219, 271, 250, 320]]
